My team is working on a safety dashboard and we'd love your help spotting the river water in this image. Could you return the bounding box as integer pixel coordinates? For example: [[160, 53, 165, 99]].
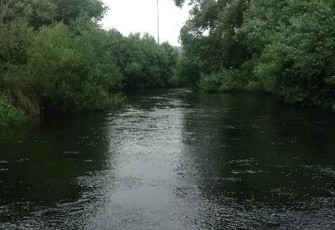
[[0, 89, 334, 229]]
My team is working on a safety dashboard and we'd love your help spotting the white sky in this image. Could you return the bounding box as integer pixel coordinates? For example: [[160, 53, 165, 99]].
[[101, 0, 190, 46]]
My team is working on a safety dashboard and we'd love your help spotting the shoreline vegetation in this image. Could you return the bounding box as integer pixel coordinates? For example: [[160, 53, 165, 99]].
[[0, 0, 178, 126], [174, 0, 335, 110], [1, 0, 334, 127]]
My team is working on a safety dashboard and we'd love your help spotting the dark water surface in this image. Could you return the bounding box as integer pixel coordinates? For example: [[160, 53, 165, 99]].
[[0, 89, 334, 229]]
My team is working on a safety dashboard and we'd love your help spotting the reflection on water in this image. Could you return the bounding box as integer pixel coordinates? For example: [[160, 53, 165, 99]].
[[0, 89, 334, 229]]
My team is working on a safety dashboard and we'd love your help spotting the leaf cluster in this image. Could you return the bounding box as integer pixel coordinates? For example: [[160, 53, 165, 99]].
[[175, 0, 335, 109], [0, 2, 179, 124]]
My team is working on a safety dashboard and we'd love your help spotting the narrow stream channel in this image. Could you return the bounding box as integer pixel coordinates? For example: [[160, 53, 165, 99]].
[[0, 89, 334, 229]]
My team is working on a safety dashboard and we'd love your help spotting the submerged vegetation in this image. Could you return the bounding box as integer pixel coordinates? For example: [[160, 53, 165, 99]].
[[174, 0, 335, 109], [0, 0, 178, 126]]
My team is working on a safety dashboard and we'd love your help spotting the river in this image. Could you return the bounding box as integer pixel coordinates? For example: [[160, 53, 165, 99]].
[[0, 89, 334, 229]]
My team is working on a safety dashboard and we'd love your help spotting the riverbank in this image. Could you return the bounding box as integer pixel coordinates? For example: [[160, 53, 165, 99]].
[[1, 16, 177, 127], [175, 0, 335, 111]]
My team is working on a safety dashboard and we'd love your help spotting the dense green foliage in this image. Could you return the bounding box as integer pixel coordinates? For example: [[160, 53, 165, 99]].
[[112, 32, 178, 89], [175, 0, 335, 109], [0, 0, 178, 125], [1, 0, 106, 29], [0, 97, 27, 126], [27, 21, 123, 112], [124, 35, 178, 89]]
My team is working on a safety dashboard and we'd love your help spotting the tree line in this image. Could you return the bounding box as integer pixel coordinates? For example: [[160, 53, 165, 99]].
[[0, 0, 178, 126], [174, 0, 335, 110], [1, 0, 334, 126]]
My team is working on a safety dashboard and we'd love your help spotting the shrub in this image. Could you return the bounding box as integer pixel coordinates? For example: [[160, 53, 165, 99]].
[[175, 53, 201, 89], [198, 73, 224, 93], [28, 22, 123, 113], [116, 33, 178, 89], [199, 69, 246, 93], [0, 97, 27, 126]]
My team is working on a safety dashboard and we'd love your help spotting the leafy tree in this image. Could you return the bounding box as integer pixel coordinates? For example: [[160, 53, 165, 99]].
[[114, 32, 178, 89], [256, 1, 335, 107], [0, 19, 40, 116], [0, 20, 33, 72], [175, 52, 201, 89], [0, 0, 179, 126], [53, 0, 106, 25], [2, 0, 56, 29], [175, 0, 250, 88], [244, 0, 335, 107], [27, 21, 123, 113], [2, 0, 106, 29], [175, 0, 335, 109]]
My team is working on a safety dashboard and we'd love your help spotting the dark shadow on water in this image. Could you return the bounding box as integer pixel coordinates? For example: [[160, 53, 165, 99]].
[[0, 111, 119, 226], [178, 92, 335, 228], [0, 89, 334, 229]]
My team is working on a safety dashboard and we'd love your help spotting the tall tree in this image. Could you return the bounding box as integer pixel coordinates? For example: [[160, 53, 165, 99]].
[[175, 0, 250, 87], [174, 0, 335, 108], [53, 0, 106, 25]]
